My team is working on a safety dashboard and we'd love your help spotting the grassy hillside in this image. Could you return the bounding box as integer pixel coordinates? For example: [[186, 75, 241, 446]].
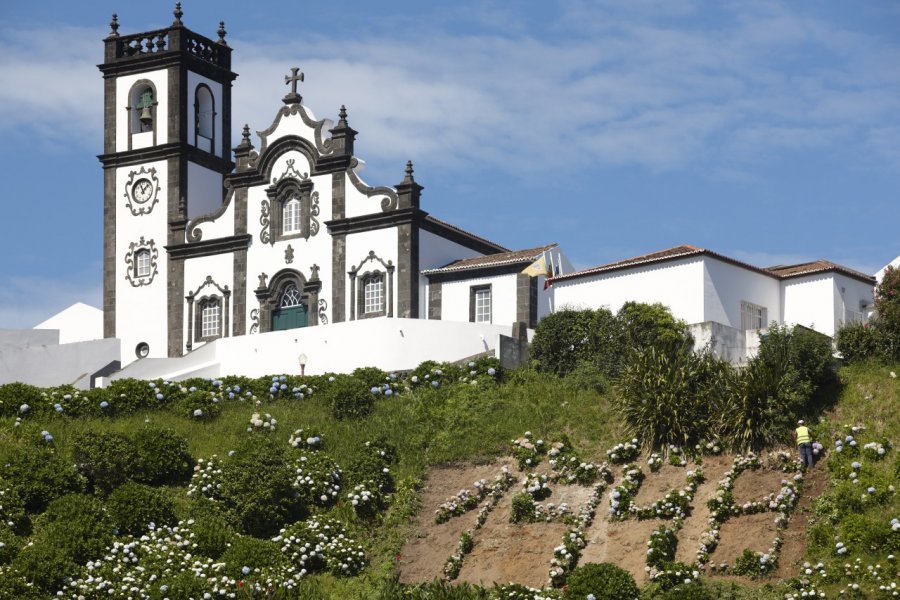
[[0, 360, 896, 599]]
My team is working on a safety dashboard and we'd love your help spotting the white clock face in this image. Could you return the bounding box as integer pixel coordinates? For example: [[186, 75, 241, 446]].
[[132, 178, 154, 203]]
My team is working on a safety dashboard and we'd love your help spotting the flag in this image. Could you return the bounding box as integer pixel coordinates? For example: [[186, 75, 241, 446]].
[[521, 255, 549, 277]]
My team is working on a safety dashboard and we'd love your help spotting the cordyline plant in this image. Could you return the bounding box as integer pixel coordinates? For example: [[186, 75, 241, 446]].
[[614, 347, 728, 454]]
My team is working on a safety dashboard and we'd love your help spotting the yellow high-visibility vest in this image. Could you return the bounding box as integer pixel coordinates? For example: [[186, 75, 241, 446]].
[[796, 426, 811, 445]]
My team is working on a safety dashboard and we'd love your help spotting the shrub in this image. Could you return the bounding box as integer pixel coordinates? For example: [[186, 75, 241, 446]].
[[220, 535, 286, 579], [617, 301, 693, 357], [0, 525, 22, 565], [105, 378, 159, 414], [351, 366, 390, 388], [837, 322, 879, 363], [31, 493, 114, 564], [220, 438, 303, 537], [292, 452, 343, 509], [326, 375, 374, 419], [186, 504, 237, 558], [0, 382, 44, 418], [107, 482, 176, 536], [343, 444, 394, 492], [70, 431, 138, 494], [531, 308, 600, 377], [170, 388, 223, 420], [133, 426, 194, 485], [0, 445, 85, 512], [510, 492, 537, 523], [875, 265, 900, 360], [9, 540, 78, 594], [563, 562, 639, 600]]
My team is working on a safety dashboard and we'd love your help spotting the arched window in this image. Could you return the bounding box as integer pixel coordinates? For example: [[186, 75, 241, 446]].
[[282, 197, 301, 234], [194, 84, 215, 151], [281, 283, 303, 307], [135, 249, 151, 278], [363, 274, 384, 315]]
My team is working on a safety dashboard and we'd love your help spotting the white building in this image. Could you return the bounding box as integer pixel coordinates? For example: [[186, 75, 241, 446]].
[[548, 245, 875, 362]]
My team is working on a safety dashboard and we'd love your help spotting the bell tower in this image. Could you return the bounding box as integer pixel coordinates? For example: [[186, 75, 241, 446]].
[[98, 4, 237, 360]]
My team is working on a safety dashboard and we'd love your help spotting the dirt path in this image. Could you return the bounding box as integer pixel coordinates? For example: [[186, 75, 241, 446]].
[[675, 455, 732, 564], [774, 464, 828, 578]]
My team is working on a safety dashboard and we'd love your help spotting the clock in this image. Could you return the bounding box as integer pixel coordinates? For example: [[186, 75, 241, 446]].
[[124, 167, 160, 216], [132, 178, 154, 203]]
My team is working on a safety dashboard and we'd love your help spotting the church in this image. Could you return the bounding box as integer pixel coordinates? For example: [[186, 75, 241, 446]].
[[0, 6, 880, 387]]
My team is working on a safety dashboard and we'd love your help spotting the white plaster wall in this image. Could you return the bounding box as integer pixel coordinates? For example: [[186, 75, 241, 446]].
[[187, 163, 224, 220], [418, 230, 485, 319], [345, 229, 399, 322], [781, 275, 836, 336], [115, 159, 169, 360], [189, 189, 236, 241], [183, 254, 236, 353], [833, 274, 875, 332], [198, 318, 513, 377], [344, 170, 395, 218], [259, 105, 333, 158], [553, 258, 705, 323], [187, 71, 224, 157], [440, 273, 518, 325], [34, 303, 103, 344], [245, 151, 334, 327], [702, 258, 781, 328], [115, 69, 168, 152]]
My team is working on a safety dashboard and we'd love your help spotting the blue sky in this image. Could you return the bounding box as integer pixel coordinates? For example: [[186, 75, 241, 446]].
[[1, 1, 898, 328]]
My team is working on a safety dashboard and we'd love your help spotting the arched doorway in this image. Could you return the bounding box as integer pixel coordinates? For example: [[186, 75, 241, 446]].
[[272, 283, 308, 330]]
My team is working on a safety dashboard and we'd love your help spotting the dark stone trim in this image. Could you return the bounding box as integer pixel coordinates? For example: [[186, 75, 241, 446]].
[[233, 249, 247, 336], [98, 142, 234, 172], [331, 172, 345, 221], [469, 284, 492, 323], [166, 233, 251, 259], [103, 76, 116, 155], [325, 207, 422, 236], [232, 184, 248, 235], [332, 234, 346, 323], [516, 273, 536, 328], [348, 252, 395, 321], [255, 104, 333, 157], [397, 222, 419, 318], [254, 268, 314, 334], [424, 261, 532, 284], [99, 51, 237, 83], [167, 257, 185, 357], [190, 294, 225, 348], [193, 82, 216, 151], [354, 270, 388, 319], [167, 156, 186, 357], [428, 280, 442, 320], [103, 168, 116, 338], [420, 217, 507, 255]]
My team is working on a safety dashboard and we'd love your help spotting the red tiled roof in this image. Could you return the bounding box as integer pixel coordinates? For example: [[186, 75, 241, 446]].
[[767, 260, 875, 283], [422, 243, 557, 275], [548, 245, 874, 285]]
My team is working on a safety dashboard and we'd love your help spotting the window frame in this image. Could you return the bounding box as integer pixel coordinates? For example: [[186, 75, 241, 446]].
[[193, 83, 216, 150], [470, 284, 492, 323], [356, 270, 386, 319], [135, 248, 152, 278], [740, 300, 767, 331], [195, 295, 223, 342]]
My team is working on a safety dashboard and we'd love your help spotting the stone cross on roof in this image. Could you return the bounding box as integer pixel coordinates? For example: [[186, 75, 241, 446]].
[[283, 67, 304, 105]]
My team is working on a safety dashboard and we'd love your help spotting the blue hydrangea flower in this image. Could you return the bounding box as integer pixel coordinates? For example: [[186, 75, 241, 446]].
[[487, 367, 497, 376], [54, 403, 63, 413], [100, 401, 109, 409], [431, 380, 439, 388]]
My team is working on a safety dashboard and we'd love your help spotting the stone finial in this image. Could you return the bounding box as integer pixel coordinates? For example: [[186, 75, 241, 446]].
[[338, 105, 348, 125], [217, 21, 227, 45], [172, 2, 184, 26], [108, 14, 120, 37], [404, 160, 415, 182], [241, 124, 251, 145]]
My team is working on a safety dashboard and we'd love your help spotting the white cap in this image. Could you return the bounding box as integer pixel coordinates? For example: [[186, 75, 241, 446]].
[[797, 420, 804, 425]]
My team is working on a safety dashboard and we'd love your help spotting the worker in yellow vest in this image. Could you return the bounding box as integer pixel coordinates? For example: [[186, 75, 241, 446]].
[[796, 420, 813, 468]]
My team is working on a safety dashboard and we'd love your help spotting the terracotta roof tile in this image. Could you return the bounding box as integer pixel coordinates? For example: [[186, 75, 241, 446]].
[[548, 244, 875, 285], [422, 243, 557, 274]]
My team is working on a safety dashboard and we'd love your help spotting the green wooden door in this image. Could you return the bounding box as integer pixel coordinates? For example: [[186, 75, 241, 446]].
[[272, 304, 307, 330]]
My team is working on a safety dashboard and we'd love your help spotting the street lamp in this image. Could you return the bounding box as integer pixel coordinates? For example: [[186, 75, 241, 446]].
[[298, 353, 308, 377]]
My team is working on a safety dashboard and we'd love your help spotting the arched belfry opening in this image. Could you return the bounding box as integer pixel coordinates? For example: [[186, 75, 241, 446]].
[[194, 83, 215, 152], [127, 80, 158, 148]]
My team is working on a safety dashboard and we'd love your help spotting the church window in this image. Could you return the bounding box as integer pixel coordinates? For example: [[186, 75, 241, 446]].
[[194, 84, 215, 151], [135, 249, 152, 278], [200, 300, 220, 338], [283, 198, 302, 234], [363, 274, 385, 314], [740, 300, 767, 330], [471, 285, 492, 323], [280, 283, 303, 307]]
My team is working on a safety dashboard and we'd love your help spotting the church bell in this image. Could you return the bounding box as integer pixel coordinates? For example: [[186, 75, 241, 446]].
[[139, 105, 153, 126]]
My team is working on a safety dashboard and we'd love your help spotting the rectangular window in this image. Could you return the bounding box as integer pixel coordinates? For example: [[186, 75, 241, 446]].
[[283, 199, 301, 234], [364, 276, 384, 314], [740, 300, 767, 330], [136, 251, 151, 277], [201, 303, 220, 338], [473, 286, 492, 323]]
